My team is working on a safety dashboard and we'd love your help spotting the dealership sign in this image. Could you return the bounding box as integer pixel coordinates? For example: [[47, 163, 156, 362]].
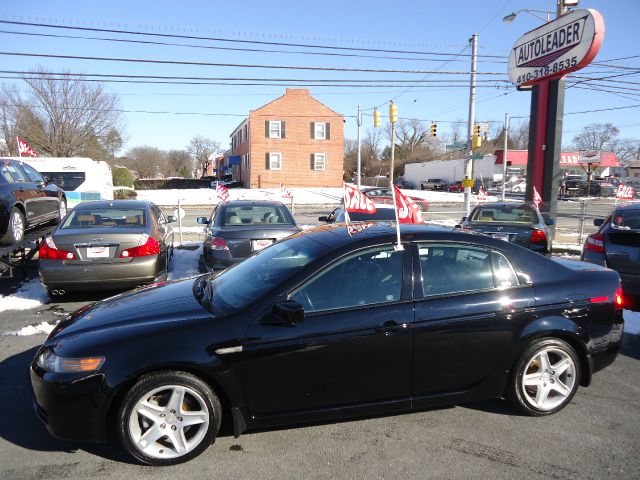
[[508, 9, 605, 87], [578, 150, 601, 164]]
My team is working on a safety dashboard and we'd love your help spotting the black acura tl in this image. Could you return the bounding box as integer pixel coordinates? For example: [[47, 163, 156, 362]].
[[30, 223, 624, 465]]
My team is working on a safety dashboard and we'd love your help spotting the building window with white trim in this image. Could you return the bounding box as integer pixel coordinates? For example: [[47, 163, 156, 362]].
[[269, 121, 282, 139], [313, 153, 326, 171], [314, 122, 326, 140], [269, 152, 282, 170]]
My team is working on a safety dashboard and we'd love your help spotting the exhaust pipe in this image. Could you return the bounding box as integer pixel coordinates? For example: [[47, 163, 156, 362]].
[[58, 289, 66, 296], [50, 289, 66, 296]]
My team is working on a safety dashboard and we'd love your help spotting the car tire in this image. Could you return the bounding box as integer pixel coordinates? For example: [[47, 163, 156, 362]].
[[118, 371, 222, 466], [56, 198, 67, 223], [508, 338, 580, 416], [0, 207, 26, 245]]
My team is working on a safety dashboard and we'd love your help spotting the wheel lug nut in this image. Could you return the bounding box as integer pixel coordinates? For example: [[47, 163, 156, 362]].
[[550, 379, 555, 383], [171, 425, 177, 431], [159, 449, 164, 454], [178, 417, 182, 422], [160, 423, 166, 429], [160, 413, 165, 417], [170, 409, 176, 414]]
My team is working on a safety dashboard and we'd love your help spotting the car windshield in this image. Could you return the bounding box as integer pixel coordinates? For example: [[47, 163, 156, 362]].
[[470, 206, 537, 224], [222, 205, 294, 226], [200, 233, 332, 314], [60, 208, 146, 228], [611, 209, 640, 231], [337, 208, 397, 222]]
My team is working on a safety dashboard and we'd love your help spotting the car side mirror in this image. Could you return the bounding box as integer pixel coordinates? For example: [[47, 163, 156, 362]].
[[454, 224, 462, 229], [318, 216, 329, 222], [196, 216, 210, 225], [593, 218, 604, 227], [272, 300, 305, 325], [461, 216, 467, 222], [167, 215, 177, 223], [544, 217, 555, 226]]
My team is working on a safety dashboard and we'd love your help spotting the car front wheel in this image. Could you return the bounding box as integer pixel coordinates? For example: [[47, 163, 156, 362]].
[[118, 371, 222, 466], [0, 207, 26, 245], [509, 338, 580, 416]]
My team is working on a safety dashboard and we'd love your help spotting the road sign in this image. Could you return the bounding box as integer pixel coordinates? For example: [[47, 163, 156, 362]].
[[173, 207, 186, 220], [446, 142, 467, 149], [462, 179, 474, 188]]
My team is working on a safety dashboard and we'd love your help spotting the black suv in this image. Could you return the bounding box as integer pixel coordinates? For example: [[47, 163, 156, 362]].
[[0, 158, 67, 245]]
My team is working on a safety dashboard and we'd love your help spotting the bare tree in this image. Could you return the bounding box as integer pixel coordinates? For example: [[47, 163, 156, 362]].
[[188, 136, 221, 177], [572, 123, 620, 151], [386, 118, 430, 153], [167, 150, 194, 178], [125, 146, 167, 179], [1, 68, 122, 156], [510, 122, 530, 150]]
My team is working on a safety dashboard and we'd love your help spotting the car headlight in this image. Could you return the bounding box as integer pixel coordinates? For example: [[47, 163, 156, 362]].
[[36, 349, 105, 373]]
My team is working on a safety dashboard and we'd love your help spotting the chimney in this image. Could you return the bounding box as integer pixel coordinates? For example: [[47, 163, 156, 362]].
[[285, 88, 310, 96]]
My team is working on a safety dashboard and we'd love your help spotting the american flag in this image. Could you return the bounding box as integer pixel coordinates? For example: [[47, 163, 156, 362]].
[[16, 136, 38, 157], [216, 182, 229, 202]]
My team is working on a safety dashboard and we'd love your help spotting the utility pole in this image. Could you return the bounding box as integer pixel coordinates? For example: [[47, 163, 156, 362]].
[[356, 105, 362, 189], [464, 33, 478, 217], [501, 112, 509, 201]]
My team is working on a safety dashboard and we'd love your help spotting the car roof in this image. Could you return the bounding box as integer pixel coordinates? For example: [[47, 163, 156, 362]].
[[614, 202, 640, 211], [72, 200, 153, 209], [221, 200, 287, 207]]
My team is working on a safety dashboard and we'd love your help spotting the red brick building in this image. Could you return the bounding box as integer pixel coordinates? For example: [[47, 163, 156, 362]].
[[227, 88, 344, 188]]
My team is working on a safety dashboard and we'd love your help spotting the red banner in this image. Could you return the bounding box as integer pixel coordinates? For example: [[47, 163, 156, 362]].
[[17, 136, 38, 157], [216, 182, 229, 202], [393, 185, 423, 224], [343, 183, 376, 213], [617, 183, 635, 201]]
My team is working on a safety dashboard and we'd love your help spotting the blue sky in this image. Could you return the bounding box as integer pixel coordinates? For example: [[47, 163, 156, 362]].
[[1, 0, 639, 154]]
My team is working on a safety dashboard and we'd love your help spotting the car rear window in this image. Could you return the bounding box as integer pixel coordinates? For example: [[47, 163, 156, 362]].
[[338, 208, 398, 222], [611, 209, 640, 231], [42, 172, 86, 191], [470, 206, 537, 224], [222, 205, 293, 226], [60, 208, 146, 228]]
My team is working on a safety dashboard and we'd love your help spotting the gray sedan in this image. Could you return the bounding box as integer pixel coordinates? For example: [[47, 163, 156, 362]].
[[38, 200, 175, 296], [197, 200, 301, 271]]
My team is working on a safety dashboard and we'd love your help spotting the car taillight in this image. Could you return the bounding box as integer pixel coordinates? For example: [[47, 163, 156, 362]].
[[530, 229, 547, 243], [209, 237, 229, 251], [119, 234, 160, 258], [38, 236, 76, 260], [614, 288, 624, 309], [584, 233, 605, 253]]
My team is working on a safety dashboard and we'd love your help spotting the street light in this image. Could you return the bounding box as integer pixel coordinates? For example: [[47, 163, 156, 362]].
[[502, 9, 554, 23]]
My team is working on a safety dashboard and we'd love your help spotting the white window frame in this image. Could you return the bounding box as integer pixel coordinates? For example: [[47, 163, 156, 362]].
[[269, 121, 282, 139], [314, 122, 326, 140], [269, 152, 282, 170], [313, 153, 326, 171]]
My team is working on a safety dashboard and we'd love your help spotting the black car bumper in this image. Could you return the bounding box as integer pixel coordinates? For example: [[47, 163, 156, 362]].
[[204, 247, 244, 270], [619, 272, 640, 296], [30, 361, 108, 443]]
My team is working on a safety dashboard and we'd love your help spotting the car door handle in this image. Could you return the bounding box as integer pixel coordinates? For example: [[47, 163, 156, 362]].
[[374, 321, 408, 334]]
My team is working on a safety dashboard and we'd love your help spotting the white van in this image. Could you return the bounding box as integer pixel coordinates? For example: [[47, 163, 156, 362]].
[[18, 157, 114, 207]]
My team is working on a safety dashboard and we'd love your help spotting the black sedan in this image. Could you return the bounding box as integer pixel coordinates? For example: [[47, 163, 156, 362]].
[[197, 200, 300, 271], [582, 202, 640, 296], [38, 200, 175, 295], [31, 223, 623, 465], [0, 158, 67, 245], [460, 202, 554, 254]]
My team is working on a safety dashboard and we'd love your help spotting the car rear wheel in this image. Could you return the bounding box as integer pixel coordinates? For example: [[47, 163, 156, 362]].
[[1, 208, 26, 245], [118, 371, 222, 466], [57, 198, 67, 223], [509, 338, 580, 416]]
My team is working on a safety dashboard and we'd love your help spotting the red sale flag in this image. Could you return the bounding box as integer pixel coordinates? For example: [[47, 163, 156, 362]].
[[343, 183, 376, 213], [393, 185, 423, 224], [216, 182, 229, 203], [280, 183, 293, 199], [478, 187, 488, 202], [616, 183, 634, 201], [347, 221, 377, 236], [533, 186, 543, 210], [16, 136, 38, 157]]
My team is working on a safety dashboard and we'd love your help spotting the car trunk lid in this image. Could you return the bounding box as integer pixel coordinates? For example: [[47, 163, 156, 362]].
[[219, 225, 300, 258], [604, 230, 640, 274], [52, 228, 148, 262]]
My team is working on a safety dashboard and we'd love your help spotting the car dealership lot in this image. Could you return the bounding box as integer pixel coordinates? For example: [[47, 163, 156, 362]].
[[0, 241, 639, 478]]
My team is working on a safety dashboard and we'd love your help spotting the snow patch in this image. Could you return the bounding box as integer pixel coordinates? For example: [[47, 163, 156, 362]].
[[0, 278, 47, 313], [5, 321, 58, 336], [168, 243, 203, 281]]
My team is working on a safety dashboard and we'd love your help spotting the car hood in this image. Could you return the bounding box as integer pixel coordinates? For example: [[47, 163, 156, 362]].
[[46, 276, 209, 343]]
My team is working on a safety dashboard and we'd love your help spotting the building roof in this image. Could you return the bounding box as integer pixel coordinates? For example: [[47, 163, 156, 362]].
[[494, 150, 620, 168]]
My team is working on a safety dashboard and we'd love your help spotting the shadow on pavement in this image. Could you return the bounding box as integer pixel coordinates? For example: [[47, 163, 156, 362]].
[[621, 332, 640, 361], [0, 345, 135, 464]]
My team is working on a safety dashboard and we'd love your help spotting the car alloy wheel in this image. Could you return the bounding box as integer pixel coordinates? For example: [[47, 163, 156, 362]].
[[119, 371, 221, 465], [510, 338, 580, 416], [0, 208, 25, 245], [58, 199, 67, 221]]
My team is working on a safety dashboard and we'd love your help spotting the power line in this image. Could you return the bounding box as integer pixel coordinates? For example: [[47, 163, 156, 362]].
[[0, 19, 507, 59], [0, 29, 508, 64], [0, 51, 508, 75]]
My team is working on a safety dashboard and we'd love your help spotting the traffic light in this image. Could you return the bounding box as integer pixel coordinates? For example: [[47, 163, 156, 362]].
[[389, 102, 398, 123], [472, 133, 482, 149], [373, 108, 381, 128], [473, 124, 480, 136], [430, 122, 437, 137]]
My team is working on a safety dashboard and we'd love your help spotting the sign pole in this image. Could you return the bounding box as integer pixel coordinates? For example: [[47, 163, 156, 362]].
[[501, 112, 509, 201], [464, 33, 478, 217]]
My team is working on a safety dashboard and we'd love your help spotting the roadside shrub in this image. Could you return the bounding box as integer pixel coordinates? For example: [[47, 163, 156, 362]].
[[114, 188, 137, 200], [134, 178, 211, 190], [113, 167, 135, 187]]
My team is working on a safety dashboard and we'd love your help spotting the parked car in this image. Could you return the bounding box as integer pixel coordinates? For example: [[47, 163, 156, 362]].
[[460, 202, 554, 254], [0, 158, 67, 245], [582, 202, 640, 296], [420, 178, 448, 191], [356, 187, 429, 212], [319, 204, 399, 223], [38, 200, 175, 295], [30, 223, 624, 465], [447, 181, 464, 193], [197, 200, 300, 271]]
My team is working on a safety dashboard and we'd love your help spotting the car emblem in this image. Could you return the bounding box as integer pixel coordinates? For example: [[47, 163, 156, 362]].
[[92, 237, 103, 242], [496, 226, 503, 231]]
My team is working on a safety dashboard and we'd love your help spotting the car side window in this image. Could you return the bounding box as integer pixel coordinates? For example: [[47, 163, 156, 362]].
[[3, 163, 28, 182], [418, 243, 495, 296], [151, 204, 165, 224], [21, 163, 45, 184], [291, 246, 403, 313], [491, 251, 519, 288], [0, 164, 14, 183]]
